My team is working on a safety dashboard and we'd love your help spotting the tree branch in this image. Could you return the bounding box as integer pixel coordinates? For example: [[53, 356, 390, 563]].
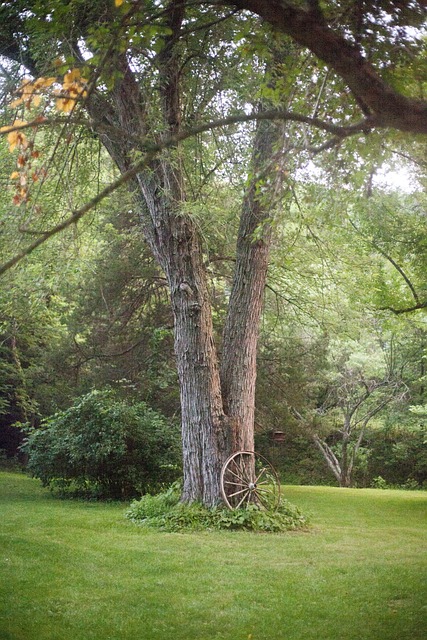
[[348, 219, 423, 309], [224, 0, 427, 134], [0, 109, 374, 277], [313, 434, 342, 481], [0, 146, 156, 277], [380, 301, 427, 315]]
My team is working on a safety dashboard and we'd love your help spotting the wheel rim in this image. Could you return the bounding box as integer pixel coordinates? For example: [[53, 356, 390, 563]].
[[220, 451, 281, 510]]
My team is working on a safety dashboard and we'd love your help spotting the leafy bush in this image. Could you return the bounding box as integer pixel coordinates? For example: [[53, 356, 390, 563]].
[[371, 475, 389, 490], [125, 482, 308, 532], [365, 422, 427, 488], [371, 475, 424, 491], [22, 390, 181, 499]]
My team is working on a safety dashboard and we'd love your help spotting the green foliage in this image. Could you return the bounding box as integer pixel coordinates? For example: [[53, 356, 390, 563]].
[[365, 422, 427, 489], [256, 419, 427, 490], [125, 482, 308, 532], [371, 475, 423, 491], [22, 390, 181, 499]]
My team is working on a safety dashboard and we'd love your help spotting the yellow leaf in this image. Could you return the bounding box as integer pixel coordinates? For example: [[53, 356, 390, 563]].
[[34, 77, 56, 89], [5, 121, 28, 152], [10, 97, 24, 107], [115, 0, 124, 6], [56, 97, 75, 112], [7, 134, 17, 152], [10, 171, 20, 180], [63, 69, 81, 86]]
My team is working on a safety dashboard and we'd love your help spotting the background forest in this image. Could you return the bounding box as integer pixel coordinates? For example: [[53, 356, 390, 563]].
[[0, 0, 426, 495]]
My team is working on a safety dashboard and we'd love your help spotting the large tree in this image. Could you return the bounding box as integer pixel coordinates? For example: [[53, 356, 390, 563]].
[[0, 0, 425, 505]]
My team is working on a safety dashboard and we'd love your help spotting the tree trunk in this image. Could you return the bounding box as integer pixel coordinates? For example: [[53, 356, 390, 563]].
[[313, 434, 342, 485], [340, 426, 351, 487], [163, 207, 229, 505], [130, 172, 229, 507], [81, 5, 286, 505], [220, 41, 289, 453], [220, 119, 277, 452]]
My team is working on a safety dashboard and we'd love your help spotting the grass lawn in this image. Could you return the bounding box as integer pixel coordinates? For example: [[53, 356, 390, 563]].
[[0, 472, 426, 640]]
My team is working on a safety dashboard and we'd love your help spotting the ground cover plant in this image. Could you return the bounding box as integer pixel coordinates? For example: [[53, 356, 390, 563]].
[[1, 472, 426, 640], [124, 481, 308, 532]]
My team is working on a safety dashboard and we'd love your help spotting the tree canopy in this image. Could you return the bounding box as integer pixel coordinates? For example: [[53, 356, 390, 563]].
[[0, 0, 425, 503]]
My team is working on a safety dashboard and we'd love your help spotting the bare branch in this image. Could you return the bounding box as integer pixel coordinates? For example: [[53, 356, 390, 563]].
[[380, 301, 427, 315]]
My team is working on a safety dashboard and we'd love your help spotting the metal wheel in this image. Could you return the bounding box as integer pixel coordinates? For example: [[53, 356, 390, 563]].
[[220, 451, 281, 510]]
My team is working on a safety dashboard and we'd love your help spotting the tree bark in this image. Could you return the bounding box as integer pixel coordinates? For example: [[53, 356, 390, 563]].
[[220, 118, 282, 452], [162, 201, 229, 505], [85, 4, 231, 506]]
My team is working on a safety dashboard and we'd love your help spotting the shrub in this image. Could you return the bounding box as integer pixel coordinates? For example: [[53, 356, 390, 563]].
[[125, 482, 308, 532], [22, 390, 181, 499], [371, 475, 389, 490], [365, 423, 427, 488]]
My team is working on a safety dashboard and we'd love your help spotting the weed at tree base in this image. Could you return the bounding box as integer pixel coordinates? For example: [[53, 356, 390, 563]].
[[125, 482, 308, 532]]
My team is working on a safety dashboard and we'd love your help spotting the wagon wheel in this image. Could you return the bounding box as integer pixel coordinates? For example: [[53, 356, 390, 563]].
[[220, 451, 281, 510]]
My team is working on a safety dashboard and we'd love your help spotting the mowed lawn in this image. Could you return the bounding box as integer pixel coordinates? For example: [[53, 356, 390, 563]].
[[0, 472, 426, 640]]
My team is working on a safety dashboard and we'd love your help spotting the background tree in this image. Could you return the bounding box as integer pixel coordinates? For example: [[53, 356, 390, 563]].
[[310, 337, 405, 487]]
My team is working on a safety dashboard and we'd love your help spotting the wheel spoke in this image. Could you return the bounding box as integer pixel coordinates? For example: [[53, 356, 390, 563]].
[[236, 456, 252, 484], [235, 489, 251, 509], [227, 467, 245, 482], [255, 466, 268, 484], [228, 487, 249, 498], [256, 486, 276, 495], [224, 479, 247, 487], [254, 490, 270, 510]]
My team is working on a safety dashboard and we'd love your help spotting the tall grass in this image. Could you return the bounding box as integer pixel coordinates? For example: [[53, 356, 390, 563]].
[[1, 472, 426, 640]]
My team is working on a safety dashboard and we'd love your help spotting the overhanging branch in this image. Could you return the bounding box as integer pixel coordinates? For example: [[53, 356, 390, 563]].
[[225, 0, 427, 134], [0, 109, 374, 277]]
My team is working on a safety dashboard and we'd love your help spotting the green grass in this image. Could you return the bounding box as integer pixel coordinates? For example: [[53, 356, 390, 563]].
[[0, 472, 426, 640]]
